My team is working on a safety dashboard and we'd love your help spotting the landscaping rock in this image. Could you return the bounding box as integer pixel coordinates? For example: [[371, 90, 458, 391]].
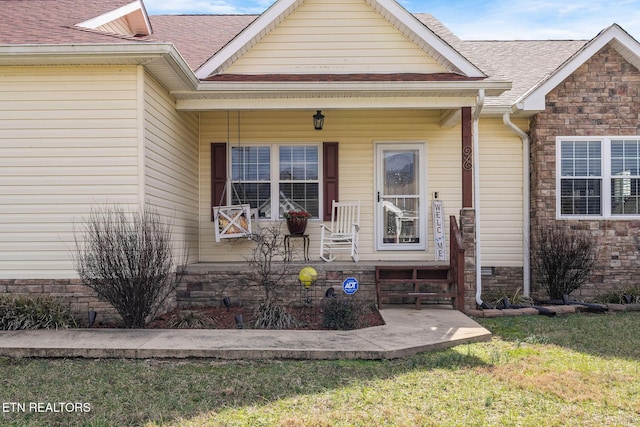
[[481, 309, 504, 318], [540, 305, 577, 314], [500, 308, 526, 316], [606, 303, 628, 312], [466, 309, 485, 318]]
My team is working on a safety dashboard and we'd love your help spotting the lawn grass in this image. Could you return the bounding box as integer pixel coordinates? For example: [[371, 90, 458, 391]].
[[0, 312, 638, 426]]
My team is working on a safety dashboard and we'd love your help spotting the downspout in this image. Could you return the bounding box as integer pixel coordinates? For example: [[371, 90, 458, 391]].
[[503, 112, 531, 297], [473, 90, 484, 307]]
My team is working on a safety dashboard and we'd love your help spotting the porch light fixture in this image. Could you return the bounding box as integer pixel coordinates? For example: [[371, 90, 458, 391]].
[[313, 110, 325, 130]]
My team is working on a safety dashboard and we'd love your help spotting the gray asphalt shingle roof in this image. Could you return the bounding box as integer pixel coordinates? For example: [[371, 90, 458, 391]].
[[0, 0, 138, 44], [414, 14, 588, 106], [0, 1, 591, 107]]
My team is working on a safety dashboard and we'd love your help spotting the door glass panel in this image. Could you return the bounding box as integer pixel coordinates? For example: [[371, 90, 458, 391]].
[[381, 150, 420, 244]]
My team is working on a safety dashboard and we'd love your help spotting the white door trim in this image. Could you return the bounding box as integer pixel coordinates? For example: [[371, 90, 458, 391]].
[[374, 141, 428, 251]]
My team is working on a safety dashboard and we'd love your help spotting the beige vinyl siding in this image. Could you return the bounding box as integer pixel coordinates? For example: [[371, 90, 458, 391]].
[[478, 119, 526, 266], [0, 66, 141, 279], [199, 109, 473, 263], [225, 0, 448, 75], [143, 72, 199, 263]]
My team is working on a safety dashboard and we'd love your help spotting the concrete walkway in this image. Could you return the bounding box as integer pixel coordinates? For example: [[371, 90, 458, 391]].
[[0, 307, 491, 360]]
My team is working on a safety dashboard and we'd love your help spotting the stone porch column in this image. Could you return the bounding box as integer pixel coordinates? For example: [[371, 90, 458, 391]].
[[460, 208, 477, 311]]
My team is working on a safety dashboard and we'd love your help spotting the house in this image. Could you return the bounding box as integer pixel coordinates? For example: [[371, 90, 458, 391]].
[[1, 0, 639, 317]]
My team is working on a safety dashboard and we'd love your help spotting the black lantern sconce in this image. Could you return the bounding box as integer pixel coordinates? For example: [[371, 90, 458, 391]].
[[313, 110, 325, 130]]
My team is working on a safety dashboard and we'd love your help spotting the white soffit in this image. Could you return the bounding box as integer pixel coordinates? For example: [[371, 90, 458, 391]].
[[519, 24, 640, 111], [195, 0, 485, 79]]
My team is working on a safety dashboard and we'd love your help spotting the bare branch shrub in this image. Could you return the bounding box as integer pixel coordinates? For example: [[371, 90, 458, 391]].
[[246, 222, 292, 302], [245, 222, 301, 329], [532, 225, 597, 300], [73, 205, 186, 328]]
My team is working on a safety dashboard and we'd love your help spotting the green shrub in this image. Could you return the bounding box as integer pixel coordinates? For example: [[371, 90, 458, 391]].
[[322, 296, 370, 330], [0, 294, 78, 330]]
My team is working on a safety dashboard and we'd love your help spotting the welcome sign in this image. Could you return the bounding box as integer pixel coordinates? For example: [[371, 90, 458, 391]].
[[432, 200, 446, 261]]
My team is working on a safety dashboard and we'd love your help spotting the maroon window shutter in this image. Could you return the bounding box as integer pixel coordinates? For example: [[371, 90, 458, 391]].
[[211, 143, 227, 220], [323, 142, 339, 221]]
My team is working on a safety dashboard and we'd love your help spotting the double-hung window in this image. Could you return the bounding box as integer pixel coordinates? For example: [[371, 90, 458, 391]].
[[557, 137, 640, 218], [230, 145, 320, 219]]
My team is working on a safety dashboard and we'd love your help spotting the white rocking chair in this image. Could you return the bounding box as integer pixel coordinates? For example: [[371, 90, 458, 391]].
[[320, 200, 360, 262]]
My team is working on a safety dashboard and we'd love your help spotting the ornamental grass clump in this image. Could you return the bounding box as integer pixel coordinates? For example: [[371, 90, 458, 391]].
[[0, 294, 78, 330], [167, 310, 215, 329], [253, 301, 298, 329]]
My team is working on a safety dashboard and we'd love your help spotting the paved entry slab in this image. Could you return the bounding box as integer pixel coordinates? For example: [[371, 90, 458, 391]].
[[0, 307, 491, 360]]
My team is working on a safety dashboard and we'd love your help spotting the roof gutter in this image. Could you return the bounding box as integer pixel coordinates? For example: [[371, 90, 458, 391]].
[[503, 112, 531, 297], [472, 89, 484, 307]]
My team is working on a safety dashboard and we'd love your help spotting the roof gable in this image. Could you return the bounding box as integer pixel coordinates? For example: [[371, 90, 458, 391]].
[[519, 24, 640, 111], [195, 0, 485, 79], [76, 0, 151, 37]]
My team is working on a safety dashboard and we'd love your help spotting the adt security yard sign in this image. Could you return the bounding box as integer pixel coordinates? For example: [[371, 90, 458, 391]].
[[342, 277, 359, 295]]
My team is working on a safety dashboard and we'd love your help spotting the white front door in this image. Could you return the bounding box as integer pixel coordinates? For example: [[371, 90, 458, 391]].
[[375, 143, 427, 251]]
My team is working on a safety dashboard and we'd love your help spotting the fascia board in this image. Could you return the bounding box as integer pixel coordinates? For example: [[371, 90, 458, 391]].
[[519, 24, 640, 111], [0, 43, 198, 90], [195, 80, 511, 94], [176, 96, 480, 111], [367, 0, 485, 78]]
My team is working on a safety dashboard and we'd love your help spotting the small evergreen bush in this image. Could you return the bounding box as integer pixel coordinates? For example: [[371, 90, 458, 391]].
[[0, 294, 78, 330], [322, 296, 370, 330]]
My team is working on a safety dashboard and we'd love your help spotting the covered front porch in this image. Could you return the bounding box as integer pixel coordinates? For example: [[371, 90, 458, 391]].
[[195, 107, 479, 261], [179, 214, 473, 311]]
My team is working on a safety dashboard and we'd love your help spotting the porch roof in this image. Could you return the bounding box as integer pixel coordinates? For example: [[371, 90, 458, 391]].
[[179, 71, 510, 110]]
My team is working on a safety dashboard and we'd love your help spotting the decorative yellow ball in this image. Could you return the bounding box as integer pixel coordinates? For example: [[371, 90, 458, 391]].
[[299, 267, 318, 288]]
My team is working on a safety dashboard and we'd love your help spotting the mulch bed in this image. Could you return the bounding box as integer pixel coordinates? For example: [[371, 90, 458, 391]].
[[96, 305, 385, 330]]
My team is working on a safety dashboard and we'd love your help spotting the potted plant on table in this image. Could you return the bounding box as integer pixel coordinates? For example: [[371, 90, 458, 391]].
[[283, 210, 311, 235]]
